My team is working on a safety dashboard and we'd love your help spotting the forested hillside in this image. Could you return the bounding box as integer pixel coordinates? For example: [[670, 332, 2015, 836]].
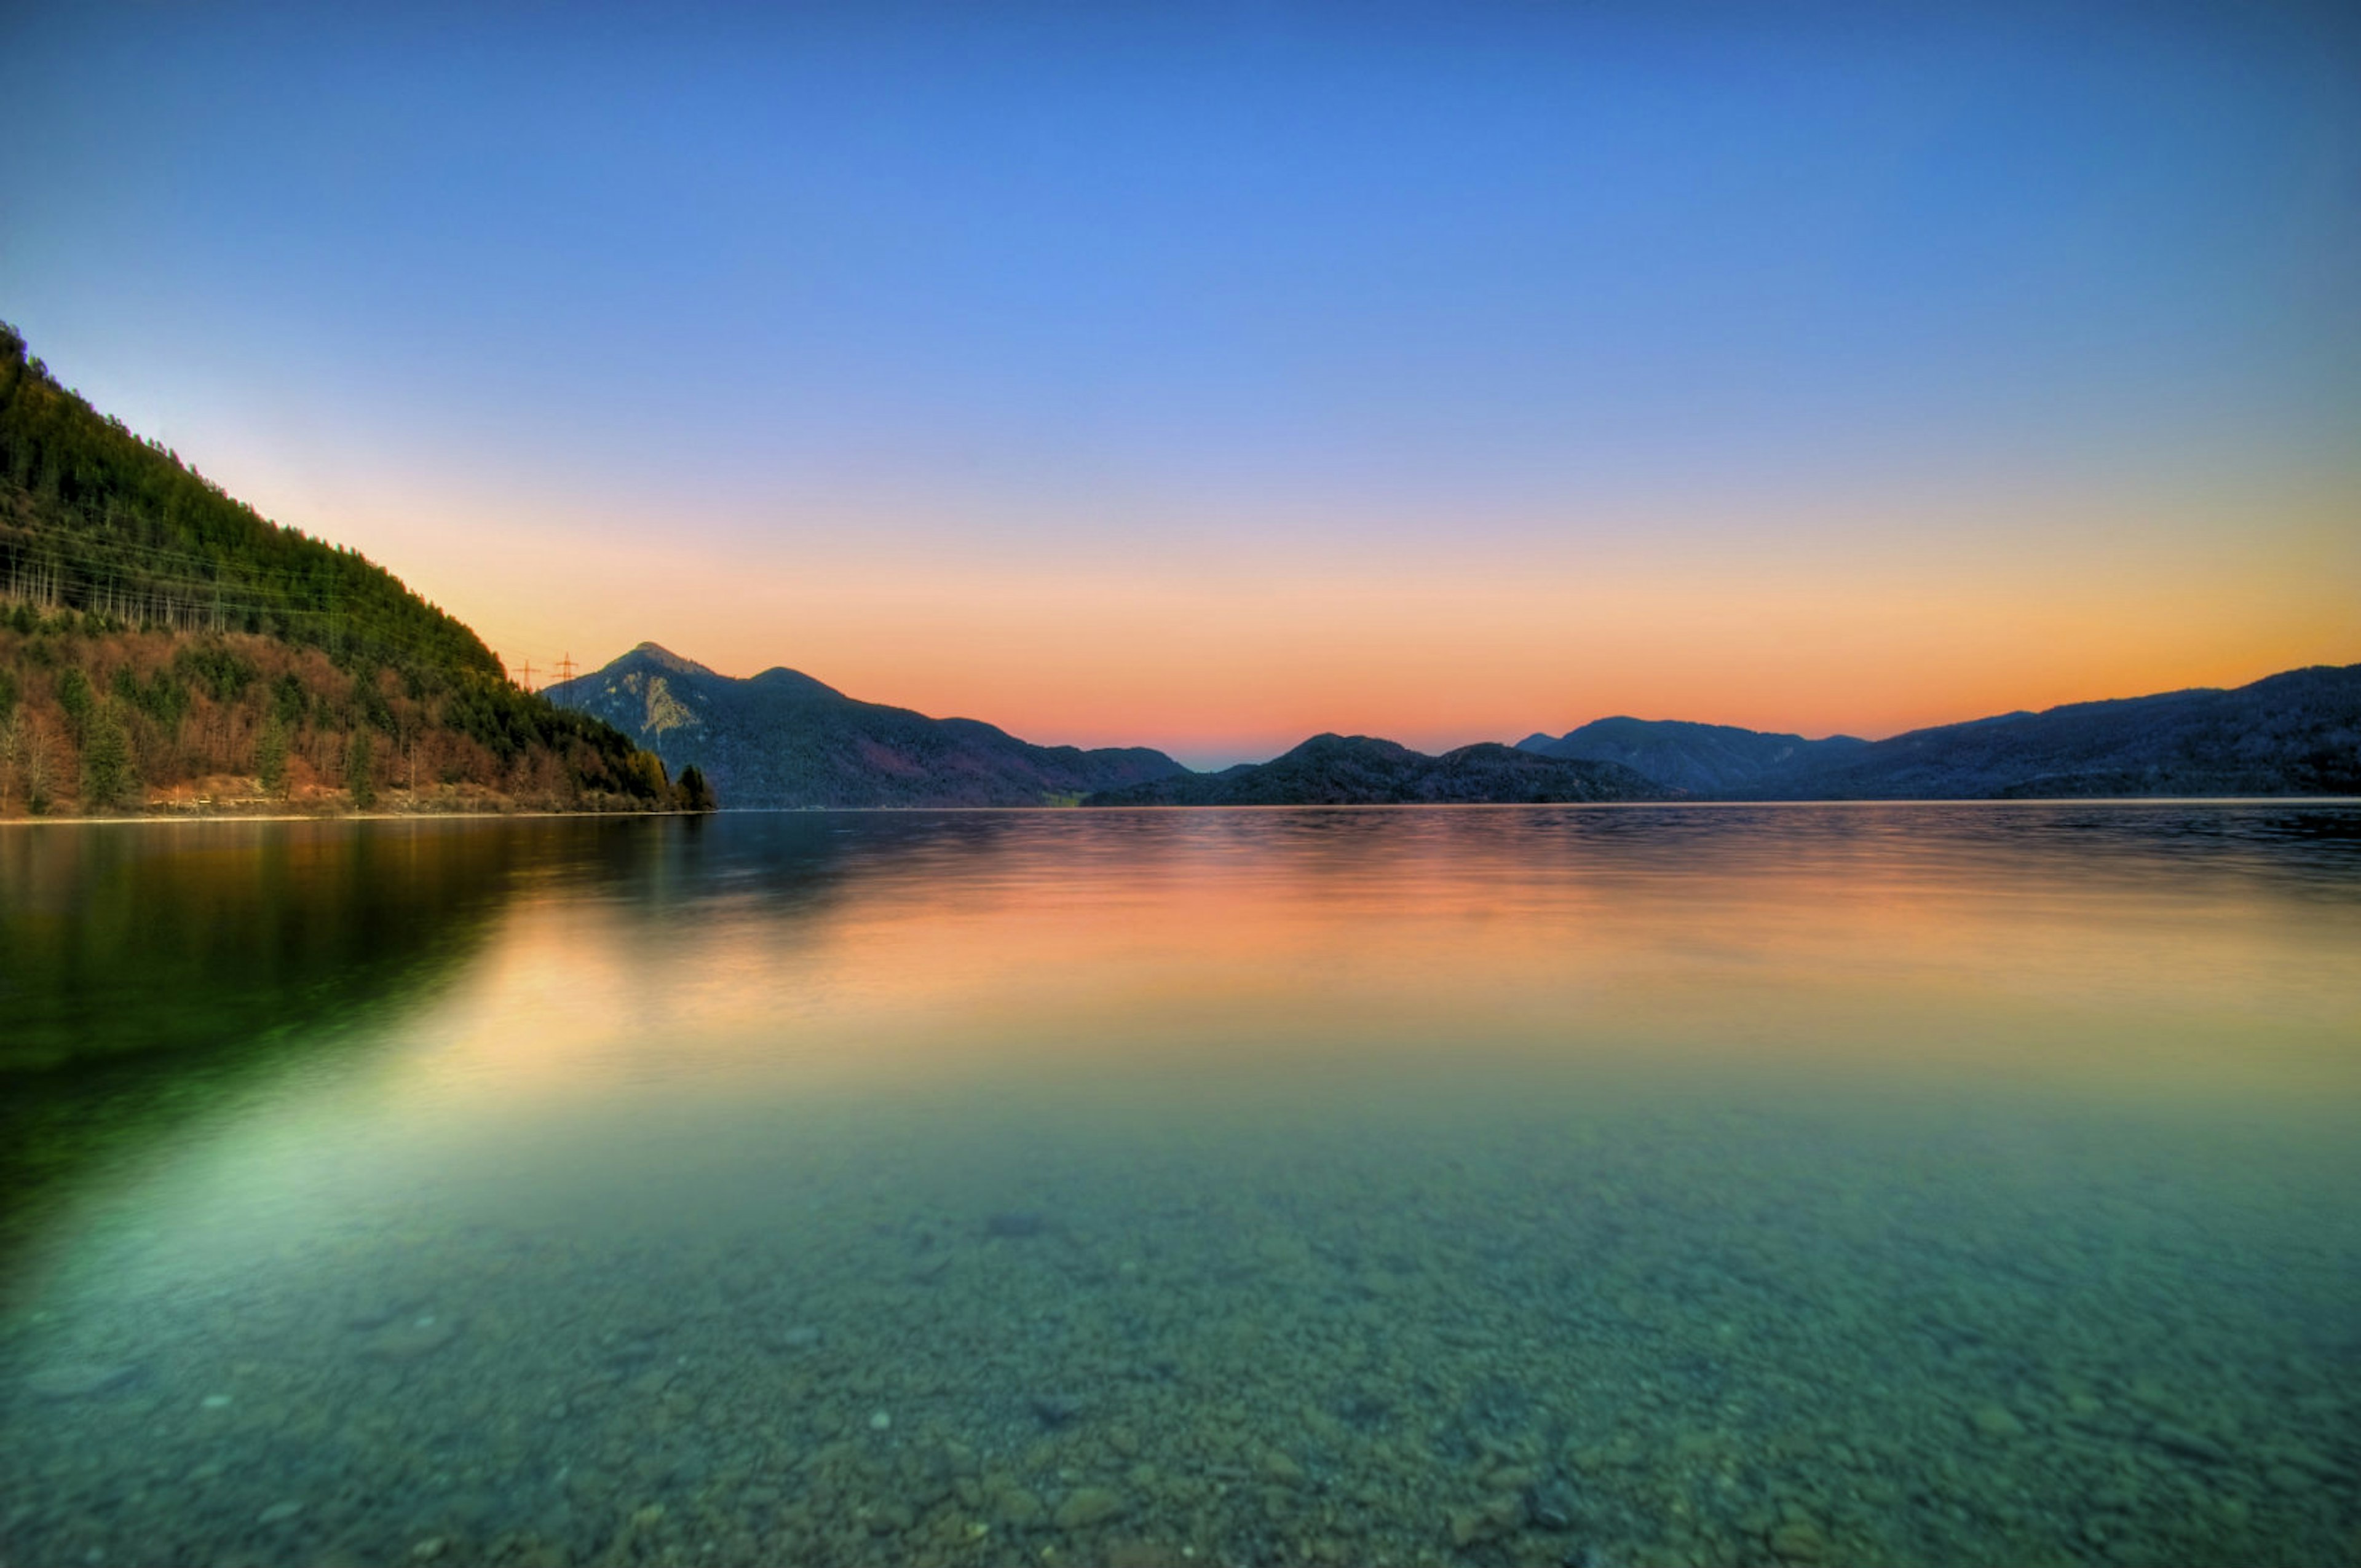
[[0, 322, 694, 816]]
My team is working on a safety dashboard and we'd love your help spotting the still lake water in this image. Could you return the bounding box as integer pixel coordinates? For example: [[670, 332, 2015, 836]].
[[1, 805, 2356, 1568]]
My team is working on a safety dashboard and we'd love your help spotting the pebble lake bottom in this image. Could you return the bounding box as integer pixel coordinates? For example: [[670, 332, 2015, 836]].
[[0, 805, 2354, 1568]]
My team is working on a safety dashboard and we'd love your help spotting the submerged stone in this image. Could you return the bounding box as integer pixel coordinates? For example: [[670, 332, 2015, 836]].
[[2265, 1443, 2343, 1482], [985, 1211, 1047, 1239], [362, 1314, 460, 1362], [1971, 1404, 2025, 1440], [345, 1298, 424, 1331], [1448, 1493, 1525, 1545], [2146, 1424, 2230, 1465], [1262, 1449, 1307, 1486], [23, 1363, 138, 1400], [863, 1499, 916, 1533], [1030, 1393, 1086, 1428], [1054, 1487, 1125, 1530], [1529, 1479, 1580, 1531]]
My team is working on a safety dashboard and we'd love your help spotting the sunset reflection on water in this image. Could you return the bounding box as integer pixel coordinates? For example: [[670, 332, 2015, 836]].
[[398, 805, 2361, 1114], [2, 805, 2356, 1568]]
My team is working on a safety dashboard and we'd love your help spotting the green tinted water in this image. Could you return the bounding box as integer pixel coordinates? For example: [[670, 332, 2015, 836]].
[[1, 807, 2355, 1567]]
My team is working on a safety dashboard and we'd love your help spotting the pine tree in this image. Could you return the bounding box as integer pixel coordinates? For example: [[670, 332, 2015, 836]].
[[257, 712, 290, 799], [79, 701, 136, 811], [54, 666, 92, 742]]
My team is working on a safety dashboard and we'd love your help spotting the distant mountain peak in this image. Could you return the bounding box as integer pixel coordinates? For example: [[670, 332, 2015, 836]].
[[1278, 732, 1414, 759], [546, 644, 1188, 807], [625, 642, 714, 677]]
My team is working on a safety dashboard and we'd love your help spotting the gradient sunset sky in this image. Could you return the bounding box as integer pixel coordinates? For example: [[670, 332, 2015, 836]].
[[4, 3, 2356, 766]]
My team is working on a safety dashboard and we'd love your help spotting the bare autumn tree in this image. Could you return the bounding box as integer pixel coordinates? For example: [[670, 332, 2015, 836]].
[[348, 727, 376, 810], [23, 717, 51, 814], [0, 709, 20, 813]]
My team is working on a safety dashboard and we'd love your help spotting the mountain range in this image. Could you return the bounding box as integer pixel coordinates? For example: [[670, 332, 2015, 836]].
[[1517, 718, 1869, 795], [1085, 733, 1668, 806], [1518, 663, 2361, 799], [551, 648, 2359, 808], [544, 643, 1189, 808]]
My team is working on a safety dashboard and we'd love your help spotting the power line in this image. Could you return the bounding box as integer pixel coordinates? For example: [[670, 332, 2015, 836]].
[[0, 518, 502, 672], [0, 509, 620, 709]]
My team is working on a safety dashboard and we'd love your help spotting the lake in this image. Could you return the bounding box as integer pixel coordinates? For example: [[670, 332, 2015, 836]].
[[1, 805, 2356, 1567]]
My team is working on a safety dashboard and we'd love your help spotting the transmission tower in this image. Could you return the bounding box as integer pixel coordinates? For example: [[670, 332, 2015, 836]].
[[556, 652, 577, 687], [518, 658, 536, 692]]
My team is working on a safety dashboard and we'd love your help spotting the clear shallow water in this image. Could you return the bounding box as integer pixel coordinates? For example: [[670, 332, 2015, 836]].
[[1, 805, 2356, 1568]]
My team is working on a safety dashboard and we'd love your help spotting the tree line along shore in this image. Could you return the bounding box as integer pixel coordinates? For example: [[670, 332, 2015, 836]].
[[0, 606, 713, 818], [0, 321, 710, 818]]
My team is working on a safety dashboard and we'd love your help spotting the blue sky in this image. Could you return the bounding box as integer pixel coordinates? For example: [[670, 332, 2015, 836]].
[[4, 2, 2356, 763]]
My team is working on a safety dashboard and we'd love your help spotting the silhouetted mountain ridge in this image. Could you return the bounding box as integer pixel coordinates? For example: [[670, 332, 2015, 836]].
[[1085, 733, 1671, 806], [551, 645, 2358, 810], [545, 644, 1188, 807], [1519, 717, 1867, 794], [1518, 664, 2361, 799]]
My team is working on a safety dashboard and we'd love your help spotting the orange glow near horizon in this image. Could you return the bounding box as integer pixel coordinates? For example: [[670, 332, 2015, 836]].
[[341, 477, 2359, 765], [111, 405, 2359, 767]]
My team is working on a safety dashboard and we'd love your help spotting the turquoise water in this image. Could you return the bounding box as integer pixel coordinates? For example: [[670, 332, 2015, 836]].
[[1, 806, 2356, 1567]]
